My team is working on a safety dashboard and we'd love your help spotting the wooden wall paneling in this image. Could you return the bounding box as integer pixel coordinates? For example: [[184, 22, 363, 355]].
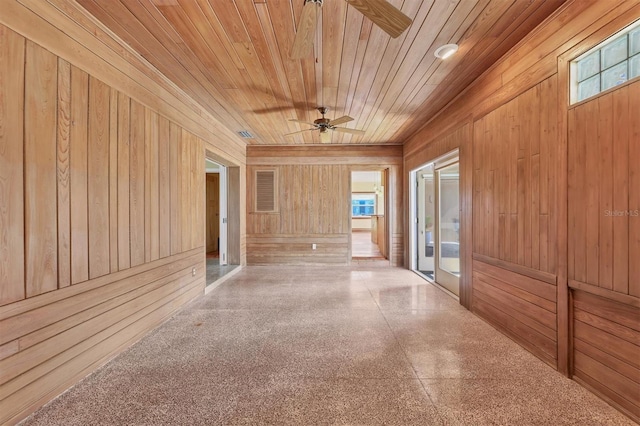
[[180, 130, 192, 251], [0, 248, 200, 332], [530, 85, 541, 270], [1, 0, 247, 166], [0, 261, 203, 388], [158, 115, 171, 259], [169, 122, 181, 255], [117, 92, 131, 270], [630, 81, 640, 298], [555, 58, 569, 376], [87, 76, 111, 279], [70, 65, 89, 285], [0, 255, 204, 425], [0, 26, 25, 305], [572, 290, 640, 421], [24, 40, 58, 297], [584, 100, 599, 286], [109, 88, 119, 273], [129, 100, 145, 267], [146, 109, 160, 261], [612, 85, 629, 294], [57, 58, 71, 288], [598, 93, 614, 290]]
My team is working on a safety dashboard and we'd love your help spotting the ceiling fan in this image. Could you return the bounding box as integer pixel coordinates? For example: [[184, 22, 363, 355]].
[[290, 0, 413, 59], [285, 107, 365, 142]]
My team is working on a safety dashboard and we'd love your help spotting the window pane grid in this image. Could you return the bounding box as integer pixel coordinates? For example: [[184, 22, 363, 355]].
[[573, 20, 640, 103]]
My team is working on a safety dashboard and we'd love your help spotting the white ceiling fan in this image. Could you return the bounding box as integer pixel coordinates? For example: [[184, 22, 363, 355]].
[[285, 107, 365, 142], [290, 0, 413, 59]]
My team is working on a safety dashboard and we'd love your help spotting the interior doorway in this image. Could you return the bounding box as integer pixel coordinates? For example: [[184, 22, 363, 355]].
[[205, 158, 238, 286], [350, 170, 388, 262], [410, 151, 460, 296]]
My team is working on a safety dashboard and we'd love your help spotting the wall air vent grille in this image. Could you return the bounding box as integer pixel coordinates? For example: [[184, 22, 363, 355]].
[[255, 170, 276, 212]]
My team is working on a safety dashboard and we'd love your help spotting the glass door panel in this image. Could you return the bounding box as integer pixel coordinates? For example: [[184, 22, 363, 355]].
[[435, 163, 460, 295]]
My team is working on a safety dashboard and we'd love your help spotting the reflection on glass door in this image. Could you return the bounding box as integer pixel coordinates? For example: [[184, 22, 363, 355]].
[[413, 155, 460, 296], [434, 163, 460, 295]]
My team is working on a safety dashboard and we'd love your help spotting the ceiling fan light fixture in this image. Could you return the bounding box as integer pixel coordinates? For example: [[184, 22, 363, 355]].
[[434, 44, 458, 60]]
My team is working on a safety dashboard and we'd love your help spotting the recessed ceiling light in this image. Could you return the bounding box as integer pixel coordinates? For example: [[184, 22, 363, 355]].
[[434, 44, 459, 59]]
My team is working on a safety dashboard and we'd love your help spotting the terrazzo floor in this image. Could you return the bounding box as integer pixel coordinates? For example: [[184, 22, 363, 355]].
[[22, 266, 634, 425]]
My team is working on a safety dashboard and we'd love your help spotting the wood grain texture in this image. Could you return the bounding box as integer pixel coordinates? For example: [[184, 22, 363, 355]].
[[70, 66, 90, 285], [146, 109, 160, 261], [87, 76, 111, 279], [130, 100, 146, 267], [24, 40, 58, 298], [109, 88, 119, 273], [568, 81, 639, 296], [472, 78, 557, 274], [572, 289, 640, 421], [158, 115, 171, 258], [0, 26, 25, 305], [169, 122, 181, 255], [117, 92, 131, 270], [57, 58, 71, 288]]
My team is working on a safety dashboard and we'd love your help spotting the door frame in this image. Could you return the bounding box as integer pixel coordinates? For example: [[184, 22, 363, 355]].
[[409, 149, 460, 297]]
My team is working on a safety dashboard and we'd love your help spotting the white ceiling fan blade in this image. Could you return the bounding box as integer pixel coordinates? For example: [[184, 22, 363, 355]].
[[290, 1, 320, 59], [328, 115, 354, 126], [346, 0, 412, 38], [288, 119, 317, 126], [333, 127, 365, 135], [285, 128, 315, 136]]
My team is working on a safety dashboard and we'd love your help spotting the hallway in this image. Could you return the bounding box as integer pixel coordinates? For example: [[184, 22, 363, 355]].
[[24, 266, 632, 425]]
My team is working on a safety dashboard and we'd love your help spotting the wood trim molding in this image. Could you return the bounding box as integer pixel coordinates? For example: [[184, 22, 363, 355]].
[[472, 253, 558, 285], [569, 280, 640, 308]]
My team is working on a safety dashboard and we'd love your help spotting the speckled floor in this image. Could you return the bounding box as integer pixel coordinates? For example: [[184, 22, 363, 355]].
[[22, 266, 634, 425]]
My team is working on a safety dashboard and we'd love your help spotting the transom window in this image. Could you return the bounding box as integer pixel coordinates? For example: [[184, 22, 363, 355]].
[[571, 20, 640, 103]]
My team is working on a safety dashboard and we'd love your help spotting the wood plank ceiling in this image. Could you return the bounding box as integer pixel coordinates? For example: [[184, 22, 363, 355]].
[[76, 0, 566, 145]]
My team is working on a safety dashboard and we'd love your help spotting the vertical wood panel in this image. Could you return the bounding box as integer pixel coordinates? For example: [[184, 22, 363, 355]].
[[569, 81, 639, 297], [87, 76, 111, 279], [612, 86, 629, 294], [0, 27, 25, 304], [129, 100, 145, 267], [471, 79, 556, 273], [57, 59, 71, 288], [598, 93, 613, 290], [70, 65, 89, 285], [147, 109, 160, 261], [180, 130, 191, 251], [584, 100, 599, 286], [169, 122, 181, 255], [117, 93, 131, 270], [25, 41, 58, 297], [158, 115, 171, 258], [109, 88, 119, 273], [629, 82, 640, 298]]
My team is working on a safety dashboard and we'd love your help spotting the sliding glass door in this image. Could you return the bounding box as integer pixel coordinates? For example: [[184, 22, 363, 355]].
[[413, 153, 460, 296]]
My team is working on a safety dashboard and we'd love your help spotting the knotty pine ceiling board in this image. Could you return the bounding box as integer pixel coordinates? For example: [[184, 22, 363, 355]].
[[75, 0, 566, 145]]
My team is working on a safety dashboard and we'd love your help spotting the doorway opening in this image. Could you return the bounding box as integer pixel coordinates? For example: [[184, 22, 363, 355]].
[[205, 159, 239, 286], [410, 151, 460, 297], [350, 170, 388, 263]]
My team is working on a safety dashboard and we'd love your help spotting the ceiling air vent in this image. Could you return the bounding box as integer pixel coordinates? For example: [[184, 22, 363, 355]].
[[238, 130, 253, 138]]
